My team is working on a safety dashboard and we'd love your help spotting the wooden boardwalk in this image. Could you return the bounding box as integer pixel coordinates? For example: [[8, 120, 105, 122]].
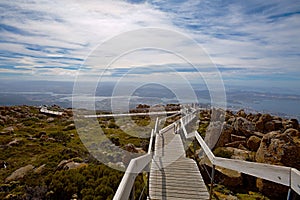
[[149, 128, 209, 200]]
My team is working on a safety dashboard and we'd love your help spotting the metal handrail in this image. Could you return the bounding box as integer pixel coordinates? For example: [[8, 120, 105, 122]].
[[113, 153, 152, 200], [189, 130, 300, 196], [40, 107, 63, 115], [113, 118, 158, 200]]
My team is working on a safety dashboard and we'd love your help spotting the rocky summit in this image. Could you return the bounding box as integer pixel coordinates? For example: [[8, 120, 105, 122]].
[[199, 109, 299, 199], [0, 105, 299, 199]]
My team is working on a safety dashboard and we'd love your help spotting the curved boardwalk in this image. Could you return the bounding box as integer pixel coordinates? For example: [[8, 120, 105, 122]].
[[149, 128, 209, 200]]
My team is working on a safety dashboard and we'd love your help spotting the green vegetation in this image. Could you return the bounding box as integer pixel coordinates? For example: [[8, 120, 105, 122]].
[[212, 184, 270, 200], [213, 147, 233, 159], [197, 122, 209, 138], [0, 106, 148, 199], [236, 192, 270, 200]]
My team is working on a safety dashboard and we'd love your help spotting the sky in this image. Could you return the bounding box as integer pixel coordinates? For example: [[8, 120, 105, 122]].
[[0, 0, 300, 93]]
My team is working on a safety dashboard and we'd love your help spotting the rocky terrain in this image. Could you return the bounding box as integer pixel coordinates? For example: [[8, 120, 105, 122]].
[[198, 109, 300, 199], [1, 105, 299, 199], [0, 105, 147, 200]]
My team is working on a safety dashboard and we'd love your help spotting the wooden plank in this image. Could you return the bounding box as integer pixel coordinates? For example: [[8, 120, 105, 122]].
[[150, 127, 209, 199], [291, 168, 300, 195], [149, 188, 209, 197], [150, 193, 209, 200], [149, 184, 208, 192], [149, 177, 206, 184]]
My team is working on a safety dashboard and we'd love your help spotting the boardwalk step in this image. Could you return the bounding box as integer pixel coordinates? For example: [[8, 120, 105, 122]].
[[150, 128, 209, 199]]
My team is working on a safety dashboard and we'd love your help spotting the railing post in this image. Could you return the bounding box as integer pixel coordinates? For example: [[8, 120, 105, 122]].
[[193, 138, 197, 160], [209, 165, 216, 200], [287, 188, 292, 200], [130, 183, 135, 200]]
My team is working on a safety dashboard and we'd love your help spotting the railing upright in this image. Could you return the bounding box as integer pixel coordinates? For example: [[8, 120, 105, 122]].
[[192, 130, 300, 198], [113, 126, 156, 200]]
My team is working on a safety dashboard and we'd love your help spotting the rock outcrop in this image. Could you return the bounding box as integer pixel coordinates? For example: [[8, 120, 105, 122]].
[[5, 165, 34, 182], [234, 117, 256, 136], [247, 135, 261, 151], [200, 108, 300, 199], [57, 158, 88, 170], [256, 129, 300, 169]]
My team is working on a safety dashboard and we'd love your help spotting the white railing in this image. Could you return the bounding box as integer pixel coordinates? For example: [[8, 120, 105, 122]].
[[189, 130, 300, 196], [113, 153, 152, 200], [84, 111, 180, 118], [113, 118, 158, 200], [114, 111, 300, 200], [180, 113, 196, 138], [158, 112, 181, 125], [40, 107, 63, 116]]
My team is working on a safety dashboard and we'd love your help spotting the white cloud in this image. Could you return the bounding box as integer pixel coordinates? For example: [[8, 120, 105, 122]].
[[0, 0, 300, 90]]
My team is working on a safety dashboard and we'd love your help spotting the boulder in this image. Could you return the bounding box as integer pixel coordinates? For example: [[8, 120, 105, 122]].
[[64, 162, 88, 170], [57, 160, 70, 170], [246, 113, 254, 122], [256, 129, 300, 168], [124, 143, 138, 153], [215, 124, 234, 147], [255, 120, 264, 132], [0, 119, 4, 126], [252, 113, 261, 123], [225, 141, 246, 148], [200, 156, 243, 188], [247, 136, 261, 151], [5, 164, 34, 182], [216, 167, 243, 188], [2, 126, 15, 134], [251, 131, 265, 138], [227, 117, 235, 125], [236, 109, 246, 118], [57, 158, 87, 170], [216, 147, 254, 161], [122, 143, 139, 167], [231, 134, 246, 142], [63, 123, 75, 131], [284, 128, 299, 137], [238, 144, 248, 151], [283, 119, 299, 130], [264, 121, 275, 132], [259, 114, 273, 123], [234, 117, 255, 136], [34, 164, 46, 174], [7, 138, 24, 147], [256, 178, 288, 199], [272, 120, 283, 130], [225, 110, 234, 121], [46, 117, 55, 123]]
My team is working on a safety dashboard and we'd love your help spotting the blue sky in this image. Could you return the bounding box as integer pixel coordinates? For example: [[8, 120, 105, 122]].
[[0, 0, 300, 92]]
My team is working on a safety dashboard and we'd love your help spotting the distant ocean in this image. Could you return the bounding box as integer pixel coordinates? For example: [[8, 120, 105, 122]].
[[0, 80, 299, 120], [0, 91, 299, 121], [240, 99, 300, 120]]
